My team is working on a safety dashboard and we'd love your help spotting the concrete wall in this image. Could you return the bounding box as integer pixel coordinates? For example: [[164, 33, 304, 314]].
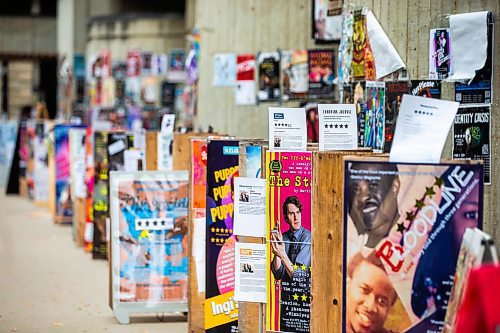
[[8, 61, 35, 118], [192, 0, 500, 244], [0, 17, 57, 55]]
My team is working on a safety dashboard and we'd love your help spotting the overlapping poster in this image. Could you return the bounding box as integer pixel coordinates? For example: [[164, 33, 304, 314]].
[[110, 171, 189, 305], [308, 49, 335, 98], [384, 82, 410, 152], [364, 81, 385, 150], [313, 0, 343, 42], [353, 9, 376, 80], [92, 131, 109, 259], [410, 80, 441, 99], [282, 50, 308, 101], [213, 53, 237, 87], [84, 127, 94, 252], [191, 138, 208, 214], [0, 120, 17, 187], [352, 81, 367, 147], [167, 49, 187, 83], [55, 124, 76, 224], [126, 50, 141, 77], [245, 145, 262, 179], [257, 52, 280, 102], [343, 161, 483, 333], [235, 54, 256, 105], [32, 121, 50, 202], [205, 139, 239, 333], [266, 151, 312, 333], [429, 29, 452, 80], [453, 105, 491, 184]]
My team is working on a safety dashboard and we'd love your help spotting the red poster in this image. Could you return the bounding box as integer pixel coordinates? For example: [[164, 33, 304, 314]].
[[127, 50, 142, 77]]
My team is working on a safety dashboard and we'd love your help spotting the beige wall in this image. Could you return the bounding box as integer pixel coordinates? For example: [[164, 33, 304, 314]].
[[0, 17, 57, 55], [192, 0, 500, 244], [8, 61, 35, 118]]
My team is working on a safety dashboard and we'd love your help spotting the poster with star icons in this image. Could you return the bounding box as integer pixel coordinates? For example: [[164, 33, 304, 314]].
[[269, 107, 307, 152], [343, 160, 483, 333], [266, 151, 312, 333], [318, 104, 357, 151], [109, 171, 189, 321]]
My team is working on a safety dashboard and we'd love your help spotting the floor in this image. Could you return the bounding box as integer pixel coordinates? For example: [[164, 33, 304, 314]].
[[0, 192, 188, 333]]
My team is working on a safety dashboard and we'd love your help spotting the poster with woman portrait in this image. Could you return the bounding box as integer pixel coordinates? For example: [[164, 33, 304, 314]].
[[109, 171, 189, 321], [266, 151, 312, 333], [343, 161, 483, 333], [429, 28, 452, 80]]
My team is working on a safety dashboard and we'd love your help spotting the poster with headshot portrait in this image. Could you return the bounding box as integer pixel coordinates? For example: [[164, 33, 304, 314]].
[[308, 49, 335, 99], [343, 161, 483, 333], [266, 151, 312, 333]]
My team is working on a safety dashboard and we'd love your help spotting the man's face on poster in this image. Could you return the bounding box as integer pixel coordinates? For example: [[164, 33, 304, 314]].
[[347, 261, 396, 333], [285, 203, 302, 232], [348, 164, 399, 237]]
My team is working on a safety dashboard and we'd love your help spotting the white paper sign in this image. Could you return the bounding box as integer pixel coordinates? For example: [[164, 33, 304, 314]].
[[269, 107, 307, 151], [234, 242, 267, 303], [123, 149, 146, 172], [157, 133, 173, 171], [161, 114, 176, 135], [233, 177, 267, 237], [192, 216, 206, 293], [318, 104, 357, 151], [235, 81, 256, 105], [390, 94, 459, 163]]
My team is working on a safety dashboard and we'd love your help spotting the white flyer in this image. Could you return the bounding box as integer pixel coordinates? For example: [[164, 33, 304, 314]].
[[157, 133, 173, 171], [123, 149, 146, 172], [268, 107, 307, 151], [318, 104, 357, 151], [192, 216, 206, 293], [390, 94, 459, 163], [234, 242, 267, 303], [233, 177, 267, 237], [161, 114, 176, 135]]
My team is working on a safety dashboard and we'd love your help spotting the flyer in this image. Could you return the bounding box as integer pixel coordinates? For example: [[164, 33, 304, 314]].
[[32, 121, 49, 202], [141, 76, 159, 105], [93, 131, 109, 259], [126, 50, 141, 77], [167, 49, 187, 83], [110, 171, 189, 304], [54, 124, 75, 224], [191, 138, 208, 212], [235, 54, 256, 105], [234, 242, 267, 303], [245, 145, 262, 179], [69, 127, 87, 200], [343, 161, 483, 333], [157, 133, 173, 171], [161, 82, 176, 108], [352, 81, 367, 147], [205, 139, 239, 333], [364, 81, 385, 150], [390, 94, 459, 163], [281, 50, 308, 101], [452, 105, 491, 184], [353, 9, 376, 80], [410, 80, 441, 99], [233, 177, 267, 237], [213, 53, 237, 87], [84, 127, 94, 252], [308, 49, 335, 98], [312, 0, 343, 42], [429, 28, 452, 80], [269, 107, 307, 152], [318, 104, 357, 151], [257, 52, 280, 102], [266, 151, 312, 333], [384, 81, 410, 152]]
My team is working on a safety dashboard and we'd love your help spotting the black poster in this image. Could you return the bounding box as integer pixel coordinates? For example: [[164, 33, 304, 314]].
[[161, 81, 176, 107], [410, 80, 441, 99], [92, 131, 109, 259], [453, 105, 491, 184], [258, 52, 280, 102], [384, 81, 410, 152]]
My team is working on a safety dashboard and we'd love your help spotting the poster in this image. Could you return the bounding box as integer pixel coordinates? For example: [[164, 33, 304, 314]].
[[157, 133, 174, 171], [110, 171, 189, 304], [55, 124, 75, 223], [167, 49, 187, 83], [429, 29, 452, 80], [268, 107, 307, 152], [266, 151, 312, 333], [308, 49, 335, 98], [233, 177, 267, 237], [213, 53, 237, 87], [282, 50, 308, 101], [126, 50, 141, 77], [452, 105, 491, 184], [364, 81, 385, 150], [353, 9, 376, 80], [69, 127, 87, 200], [257, 52, 280, 102], [352, 81, 367, 147], [32, 121, 49, 202], [191, 138, 208, 213], [384, 81, 410, 152], [125, 77, 141, 106], [343, 161, 483, 333], [84, 127, 94, 252], [141, 52, 153, 76], [0, 120, 17, 187], [234, 242, 267, 303], [235, 54, 256, 105], [205, 139, 239, 333], [318, 104, 357, 151], [92, 131, 109, 259], [410, 80, 441, 99], [141, 76, 159, 105], [153, 53, 168, 76], [245, 145, 262, 179], [313, 0, 343, 42]]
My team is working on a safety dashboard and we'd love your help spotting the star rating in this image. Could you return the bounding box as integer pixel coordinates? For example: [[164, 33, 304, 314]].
[[415, 199, 425, 209], [301, 294, 307, 301], [211, 237, 215, 243], [339, 124, 344, 129], [211, 227, 215, 232], [425, 186, 436, 197], [160, 220, 165, 226], [224, 228, 229, 233], [229, 229, 233, 234], [301, 264, 307, 271], [138, 221, 142, 226], [434, 176, 444, 187], [397, 222, 406, 234], [324, 124, 328, 129], [406, 211, 415, 222], [293, 293, 299, 301], [216, 227, 220, 233], [293, 263, 299, 271], [329, 124, 334, 128], [334, 124, 338, 128]]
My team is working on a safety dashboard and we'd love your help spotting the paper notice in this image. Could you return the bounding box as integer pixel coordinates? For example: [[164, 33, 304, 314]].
[[161, 114, 176, 135], [123, 150, 145, 172], [233, 177, 267, 237], [193, 216, 206, 293], [390, 94, 459, 163], [234, 242, 267, 303], [318, 104, 357, 151], [269, 107, 307, 151]]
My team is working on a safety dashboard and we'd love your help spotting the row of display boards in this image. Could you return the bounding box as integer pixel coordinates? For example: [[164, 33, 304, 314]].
[[9, 118, 497, 332]]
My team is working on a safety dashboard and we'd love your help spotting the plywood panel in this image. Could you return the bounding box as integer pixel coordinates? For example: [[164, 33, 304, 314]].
[[145, 131, 158, 171], [173, 133, 212, 170], [74, 198, 86, 247]]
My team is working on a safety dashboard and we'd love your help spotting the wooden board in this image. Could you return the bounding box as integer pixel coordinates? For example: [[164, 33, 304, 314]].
[[310, 150, 377, 333], [173, 133, 213, 171], [73, 198, 86, 247], [145, 131, 158, 170]]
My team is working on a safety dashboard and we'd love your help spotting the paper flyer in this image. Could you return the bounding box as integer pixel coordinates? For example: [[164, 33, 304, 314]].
[[308, 49, 335, 98], [69, 127, 87, 199], [313, 0, 343, 42], [191, 139, 208, 212], [84, 126, 94, 252], [141, 52, 153, 76], [353, 9, 376, 80], [32, 121, 49, 202], [352, 81, 367, 147], [141, 76, 159, 105], [245, 145, 262, 179], [205, 139, 239, 332], [234, 242, 267, 303], [233, 177, 267, 237], [410, 80, 441, 99], [364, 81, 385, 150], [235, 54, 256, 105], [429, 28, 452, 80], [266, 151, 312, 333], [126, 50, 141, 77], [343, 161, 483, 333], [92, 131, 109, 259], [110, 171, 189, 303], [318, 104, 357, 151], [390, 94, 459, 163], [153, 53, 168, 76], [452, 105, 491, 184], [54, 124, 76, 224], [384, 81, 410, 152], [157, 133, 173, 171], [257, 52, 281, 102], [281, 50, 308, 101], [213, 53, 237, 87], [193, 216, 207, 293], [268, 107, 307, 152]]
